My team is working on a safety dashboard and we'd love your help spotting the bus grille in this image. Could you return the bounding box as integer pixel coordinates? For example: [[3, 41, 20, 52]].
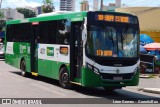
[[100, 73, 134, 80]]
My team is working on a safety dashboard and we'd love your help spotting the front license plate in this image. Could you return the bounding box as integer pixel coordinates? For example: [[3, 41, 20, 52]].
[[113, 77, 123, 80]]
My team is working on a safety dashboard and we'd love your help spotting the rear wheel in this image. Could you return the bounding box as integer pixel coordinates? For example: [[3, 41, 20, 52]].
[[20, 60, 27, 77], [59, 67, 72, 89]]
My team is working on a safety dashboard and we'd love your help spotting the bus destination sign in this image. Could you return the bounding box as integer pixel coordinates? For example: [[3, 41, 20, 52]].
[[96, 14, 129, 23]]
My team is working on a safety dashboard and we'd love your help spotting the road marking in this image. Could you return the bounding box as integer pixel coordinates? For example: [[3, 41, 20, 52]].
[[30, 83, 66, 97]]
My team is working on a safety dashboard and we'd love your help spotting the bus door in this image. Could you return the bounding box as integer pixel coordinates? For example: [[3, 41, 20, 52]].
[[31, 22, 39, 74], [70, 22, 83, 81]]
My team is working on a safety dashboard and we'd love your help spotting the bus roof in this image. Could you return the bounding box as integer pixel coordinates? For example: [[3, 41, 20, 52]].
[[6, 11, 87, 25], [37, 11, 74, 17], [6, 11, 136, 25]]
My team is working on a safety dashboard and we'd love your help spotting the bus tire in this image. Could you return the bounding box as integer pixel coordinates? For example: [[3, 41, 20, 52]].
[[59, 67, 71, 89], [20, 60, 27, 77]]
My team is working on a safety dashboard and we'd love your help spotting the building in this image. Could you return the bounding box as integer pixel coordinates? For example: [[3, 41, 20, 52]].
[[116, 0, 121, 8], [60, 0, 76, 11], [102, 3, 116, 11], [37, 6, 43, 15], [80, 0, 89, 11], [116, 7, 160, 42], [93, 0, 99, 11], [1, 8, 24, 20]]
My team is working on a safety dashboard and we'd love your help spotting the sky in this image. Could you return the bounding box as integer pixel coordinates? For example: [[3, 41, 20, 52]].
[[1, 0, 160, 11]]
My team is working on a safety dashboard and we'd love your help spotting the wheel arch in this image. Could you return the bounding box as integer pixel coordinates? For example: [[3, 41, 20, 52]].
[[20, 57, 25, 69], [59, 64, 70, 78], [59, 64, 67, 72], [59, 64, 72, 89]]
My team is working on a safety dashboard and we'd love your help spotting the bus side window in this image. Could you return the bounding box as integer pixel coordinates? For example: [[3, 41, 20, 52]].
[[56, 19, 71, 45], [47, 21, 57, 44], [38, 21, 57, 44]]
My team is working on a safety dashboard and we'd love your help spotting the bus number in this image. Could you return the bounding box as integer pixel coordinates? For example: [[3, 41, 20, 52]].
[[97, 50, 112, 56]]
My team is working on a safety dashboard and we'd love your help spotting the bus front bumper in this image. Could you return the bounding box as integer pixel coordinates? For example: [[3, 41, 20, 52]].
[[81, 68, 139, 88]]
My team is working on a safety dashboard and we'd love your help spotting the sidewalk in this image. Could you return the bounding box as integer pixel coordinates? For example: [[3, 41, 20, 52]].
[[138, 77, 160, 94], [143, 88, 160, 94]]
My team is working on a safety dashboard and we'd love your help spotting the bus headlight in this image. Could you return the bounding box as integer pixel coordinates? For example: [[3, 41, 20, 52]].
[[133, 67, 138, 75], [86, 63, 100, 75], [87, 63, 93, 70], [93, 67, 100, 75]]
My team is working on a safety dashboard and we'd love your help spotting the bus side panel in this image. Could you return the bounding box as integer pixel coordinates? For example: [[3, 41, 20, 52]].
[[16, 42, 31, 72], [38, 59, 68, 80], [81, 67, 102, 87], [5, 42, 30, 70], [5, 42, 17, 68], [5, 54, 16, 68], [38, 59, 52, 78], [37, 44, 70, 80]]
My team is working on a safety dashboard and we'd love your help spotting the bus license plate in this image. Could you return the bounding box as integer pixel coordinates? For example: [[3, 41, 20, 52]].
[[113, 77, 123, 80]]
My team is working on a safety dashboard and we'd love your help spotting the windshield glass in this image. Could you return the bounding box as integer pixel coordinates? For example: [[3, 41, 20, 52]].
[[86, 25, 138, 58]]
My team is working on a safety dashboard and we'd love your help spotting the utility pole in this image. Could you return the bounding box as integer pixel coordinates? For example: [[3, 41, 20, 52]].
[[100, 0, 103, 11]]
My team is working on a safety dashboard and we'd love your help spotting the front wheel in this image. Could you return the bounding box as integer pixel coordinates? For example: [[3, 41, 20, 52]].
[[20, 60, 27, 77], [59, 67, 72, 89]]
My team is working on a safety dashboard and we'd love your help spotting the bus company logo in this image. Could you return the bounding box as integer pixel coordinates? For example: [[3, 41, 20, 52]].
[[47, 47, 54, 56], [19, 45, 27, 54], [116, 69, 120, 73], [40, 48, 45, 55]]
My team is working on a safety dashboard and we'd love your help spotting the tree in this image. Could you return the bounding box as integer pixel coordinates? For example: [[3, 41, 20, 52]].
[[17, 8, 36, 18], [0, 10, 5, 31], [42, 0, 55, 13]]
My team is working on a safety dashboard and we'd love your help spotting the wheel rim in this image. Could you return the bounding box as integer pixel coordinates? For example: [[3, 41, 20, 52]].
[[21, 61, 26, 76], [61, 72, 68, 84]]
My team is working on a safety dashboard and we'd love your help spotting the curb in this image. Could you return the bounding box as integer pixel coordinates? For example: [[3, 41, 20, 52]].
[[143, 88, 160, 94], [140, 74, 160, 78], [140, 75, 149, 78]]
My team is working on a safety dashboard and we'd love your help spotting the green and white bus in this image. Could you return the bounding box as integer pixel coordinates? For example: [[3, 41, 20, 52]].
[[5, 11, 140, 90]]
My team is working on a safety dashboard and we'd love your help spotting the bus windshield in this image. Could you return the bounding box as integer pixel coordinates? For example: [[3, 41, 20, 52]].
[[86, 25, 139, 58]]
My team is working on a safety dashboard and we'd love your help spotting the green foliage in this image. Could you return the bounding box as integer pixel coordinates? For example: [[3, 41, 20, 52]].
[[17, 8, 36, 18], [0, 11, 5, 31], [0, 20, 5, 31], [42, 0, 55, 13]]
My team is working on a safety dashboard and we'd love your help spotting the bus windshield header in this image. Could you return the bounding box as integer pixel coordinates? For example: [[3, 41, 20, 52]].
[[96, 14, 129, 23], [87, 12, 138, 24]]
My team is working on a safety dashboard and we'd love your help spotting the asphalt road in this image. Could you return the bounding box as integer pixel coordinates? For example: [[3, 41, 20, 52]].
[[0, 59, 160, 106]]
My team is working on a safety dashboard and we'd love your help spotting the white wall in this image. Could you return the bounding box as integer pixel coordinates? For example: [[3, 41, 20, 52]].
[[2, 8, 24, 20]]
